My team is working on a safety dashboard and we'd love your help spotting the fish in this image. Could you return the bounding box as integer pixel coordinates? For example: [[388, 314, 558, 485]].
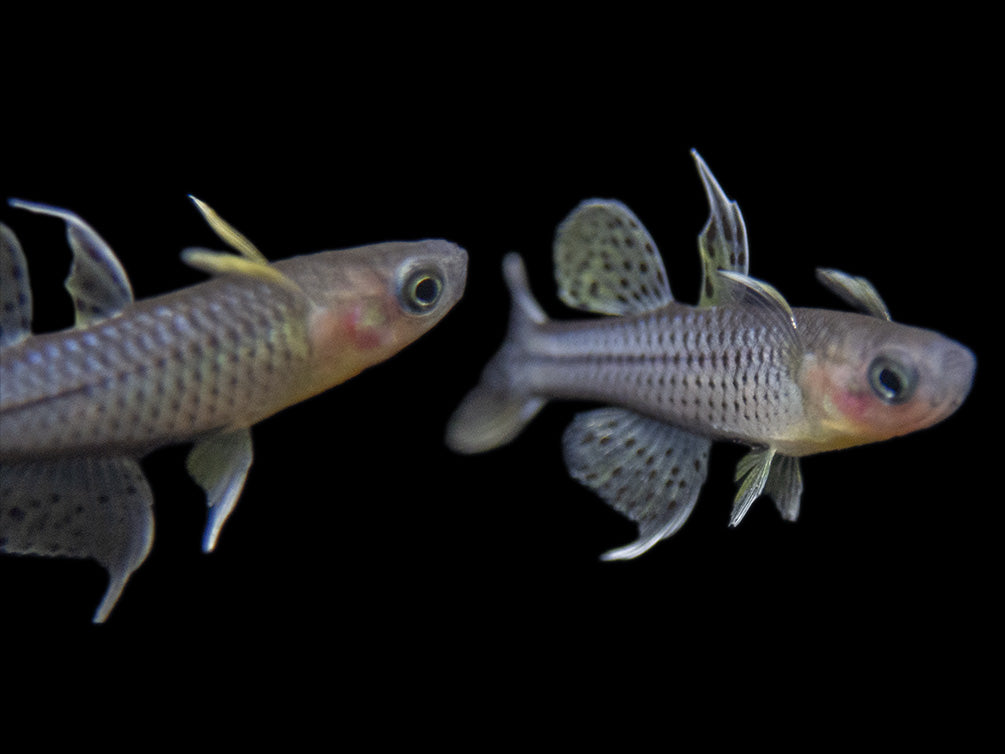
[[446, 151, 975, 560], [0, 197, 467, 621]]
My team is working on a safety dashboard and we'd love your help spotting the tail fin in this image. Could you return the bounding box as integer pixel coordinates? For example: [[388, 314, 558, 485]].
[[445, 253, 548, 454]]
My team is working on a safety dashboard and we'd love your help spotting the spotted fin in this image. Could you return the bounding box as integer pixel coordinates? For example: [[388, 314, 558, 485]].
[[815, 268, 892, 320], [553, 200, 673, 315], [0, 457, 154, 623], [0, 223, 32, 347], [562, 407, 711, 560], [185, 428, 254, 553], [693, 150, 749, 306], [9, 199, 134, 327]]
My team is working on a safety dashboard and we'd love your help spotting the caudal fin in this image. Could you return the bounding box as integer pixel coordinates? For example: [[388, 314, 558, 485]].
[[445, 254, 547, 454]]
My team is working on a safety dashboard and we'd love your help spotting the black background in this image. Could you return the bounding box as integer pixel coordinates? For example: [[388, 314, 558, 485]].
[[1, 19, 996, 724]]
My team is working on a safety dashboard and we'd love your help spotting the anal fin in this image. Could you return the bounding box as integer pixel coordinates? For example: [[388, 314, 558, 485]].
[[0, 457, 154, 623], [562, 407, 711, 560]]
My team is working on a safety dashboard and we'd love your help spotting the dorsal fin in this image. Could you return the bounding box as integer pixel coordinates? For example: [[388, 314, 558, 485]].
[[719, 270, 799, 337], [815, 268, 892, 320], [183, 197, 304, 297], [693, 151, 750, 306], [0, 223, 32, 347], [188, 195, 268, 263], [9, 199, 134, 327], [553, 199, 673, 315]]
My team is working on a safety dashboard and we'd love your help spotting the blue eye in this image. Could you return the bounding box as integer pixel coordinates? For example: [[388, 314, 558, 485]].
[[868, 356, 917, 404]]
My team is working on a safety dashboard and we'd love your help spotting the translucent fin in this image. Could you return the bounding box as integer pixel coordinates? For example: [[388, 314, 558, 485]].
[[764, 454, 803, 522], [503, 252, 547, 325], [446, 385, 545, 455], [446, 253, 547, 454], [553, 199, 673, 315], [181, 247, 303, 295], [9, 199, 134, 327], [185, 428, 254, 552], [0, 223, 32, 347], [693, 150, 750, 306], [0, 457, 154, 623], [718, 270, 800, 342], [731, 447, 776, 527], [815, 268, 892, 320], [562, 407, 711, 560], [188, 195, 268, 264]]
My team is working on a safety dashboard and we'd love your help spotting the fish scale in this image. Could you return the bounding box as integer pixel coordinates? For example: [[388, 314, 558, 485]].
[[516, 303, 805, 446], [0, 197, 467, 621], [0, 275, 310, 459]]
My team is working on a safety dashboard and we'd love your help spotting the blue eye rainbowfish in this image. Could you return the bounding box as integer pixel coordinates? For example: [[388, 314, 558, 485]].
[[446, 151, 975, 560], [0, 198, 467, 621]]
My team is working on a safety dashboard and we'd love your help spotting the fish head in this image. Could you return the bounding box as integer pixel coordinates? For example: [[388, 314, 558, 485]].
[[279, 239, 468, 387], [797, 311, 975, 453]]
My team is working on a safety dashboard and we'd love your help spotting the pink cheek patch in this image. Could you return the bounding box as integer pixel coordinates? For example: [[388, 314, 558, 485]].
[[829, 386, 875, 425], [340, 304, 390, 351], [308, 305, 388, 360]]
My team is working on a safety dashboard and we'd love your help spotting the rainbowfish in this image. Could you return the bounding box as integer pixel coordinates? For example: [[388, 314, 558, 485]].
[[447, 151, 974, 560], [0, 198, 467, 621]]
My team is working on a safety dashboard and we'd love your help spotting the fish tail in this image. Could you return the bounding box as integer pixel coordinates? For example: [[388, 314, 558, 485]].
[[446, 253, 547, 454]]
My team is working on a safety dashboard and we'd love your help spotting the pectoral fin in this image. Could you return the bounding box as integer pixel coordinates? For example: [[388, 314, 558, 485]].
[[731, 447, 775, 526], [0, 457, 154, 623], [731, 449, 803, 526], [186, 429, 253, 552], [562, 407, 711, 560], [764, 454, 803, 522]]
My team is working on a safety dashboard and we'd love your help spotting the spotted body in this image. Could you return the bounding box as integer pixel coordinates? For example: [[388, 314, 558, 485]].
[[447, 152, 974, 559], [0, 198, 467, 620]]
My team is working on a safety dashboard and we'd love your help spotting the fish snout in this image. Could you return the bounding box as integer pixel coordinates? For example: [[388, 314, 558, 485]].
[[934, 339, 976, 412]]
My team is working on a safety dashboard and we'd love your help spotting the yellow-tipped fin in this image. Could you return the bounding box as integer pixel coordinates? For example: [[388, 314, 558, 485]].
[[181, 247, 304, 296], [188, 195, 269, 264]]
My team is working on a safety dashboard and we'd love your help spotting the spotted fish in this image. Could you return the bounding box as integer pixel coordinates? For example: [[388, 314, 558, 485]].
[[0, 198, 467, 621], [446, 151, 974, 559]]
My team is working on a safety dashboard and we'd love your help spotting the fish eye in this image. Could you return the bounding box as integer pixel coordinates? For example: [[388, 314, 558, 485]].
[[868, 356, 917, 404], [398, 267, 444, 314]]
